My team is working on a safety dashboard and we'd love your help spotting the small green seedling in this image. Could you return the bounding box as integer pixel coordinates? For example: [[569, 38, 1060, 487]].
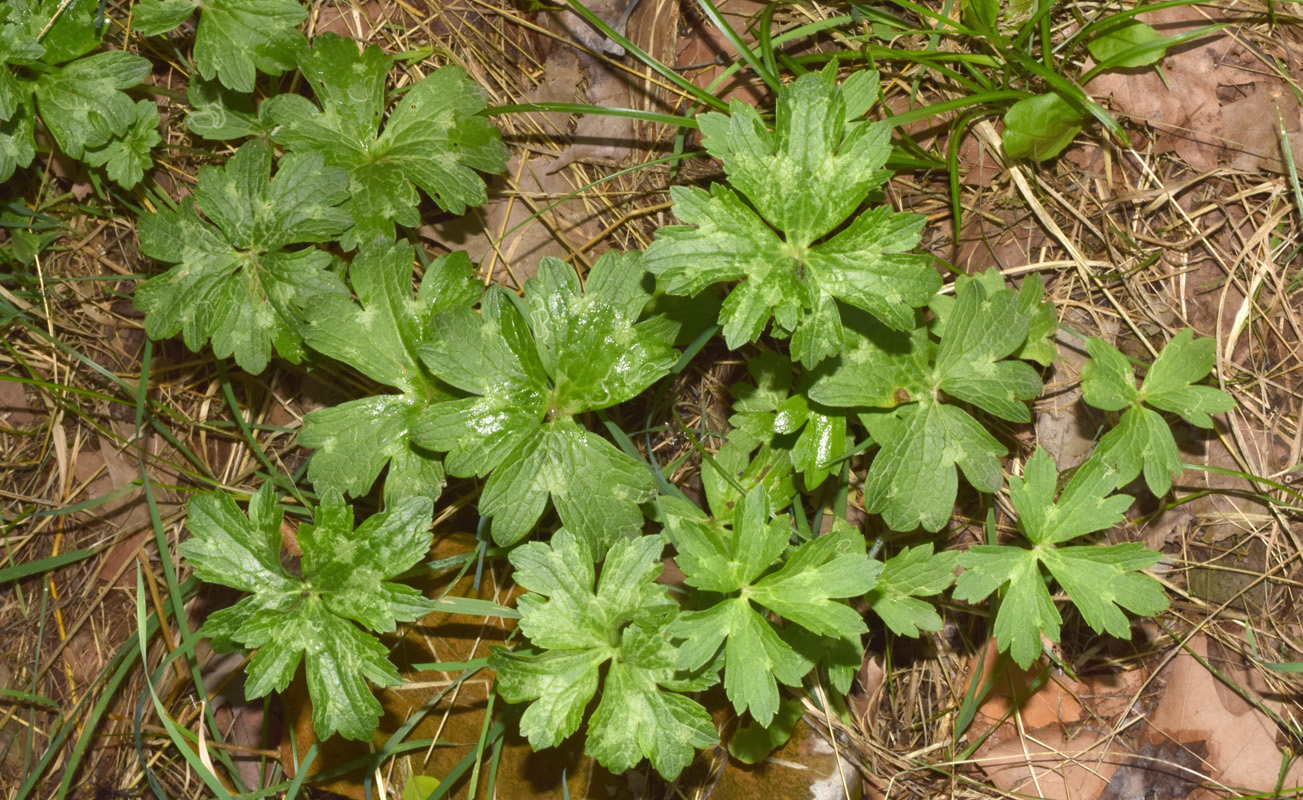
[[955, 448, 1169, 668], [1081, 329, 1234, 495]]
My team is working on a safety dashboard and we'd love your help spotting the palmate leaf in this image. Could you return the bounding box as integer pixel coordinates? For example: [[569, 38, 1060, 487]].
[[1080, 329, 1234, 495], [668, 488, 879, 725], [265, 33, 508, 249], [490, 531, 716, 779], [2, 0, 147, 181], [82, 99, 160, 188], [954, 448, 1167, 668], [134, 140, 351, 374], [298, 239, 479, 505], [182, 485, 435, 741], [133, 0, 306, 93], [644, 66, 939, 366], [810, 279, 1042, 531], [32, 50, 150, 158], [413, 253, 676, 551]]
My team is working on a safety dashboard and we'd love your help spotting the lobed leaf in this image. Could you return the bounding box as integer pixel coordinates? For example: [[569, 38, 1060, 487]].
[[266, 33, 508, 248], [491, 532, 714, 778], [645, 68, 938, 365], [134, 141, 351, 374], [181, 486, 435, 741], [299, 241, 478, 504], [1080, 329, 1233, 494], [134, 0, 306, 93], [670, 489, 875, 725], [415, 255, 673, 549], [867, 544, 958, 637], [955, 448, 1167, 668]]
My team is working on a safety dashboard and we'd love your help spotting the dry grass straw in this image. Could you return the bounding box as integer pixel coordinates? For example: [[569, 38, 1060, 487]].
[[1, 0, 1301, 797]]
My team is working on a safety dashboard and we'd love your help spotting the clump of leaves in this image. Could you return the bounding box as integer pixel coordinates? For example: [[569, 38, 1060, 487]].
[[954, 448, 1168, 668], [298, 239, 480, 505], [181, 485, 436, 740], [666, 487, 879, 725], [489, 530, 717, 779], [810, 278, 1043, 531], [134, 140, 352, 373], [413, 253, 677, 551], [726, 351, 850, 490], [643, 66, 939, 366], [1, 0, 154, 185], [1080, 329, 1234, 495], [266, 33, 509, 249], [133, 0, 307, 93]]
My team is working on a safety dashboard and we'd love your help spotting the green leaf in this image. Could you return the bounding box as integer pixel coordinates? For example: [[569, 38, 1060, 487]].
[[134, 0, 306, 92], [934, 270, 1057, 366], [1002, 93, 1085, 161], [1138, 329, 1233, 426], [1011, 448, 1132, 546], [1086, 16, 1165, 69], [644, 68, 938, 365], [0, 98, 34, 181], [1093, 406, 1181, 496], [181, 485, 435, 741], [728, 696, 804, 764], [0, 6, 43, 123], [963, 0, 999, 35], [266, 33, 508, 248], [811, 280, 1042, 532], [299, 241, 478, 505], [184, 76, 269, 140], [82, 99, 160, 187], [32, 50, 150, 158], [490, 531, 715, 779], [955, 448, 1166, 669], [670, 489, 876, 725], [866, 544, 957, 637], [10, 0, 101, 65], [1080, 329, 1233, 494], [727, 350, 851, 489], [700, 436, 799, 525], [134, 140, 352, 373], [414, 255, 674, 550]]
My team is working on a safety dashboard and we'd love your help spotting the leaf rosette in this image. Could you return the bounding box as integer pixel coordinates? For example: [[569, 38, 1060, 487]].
[[181, 485, 435, 741], [644, 66, 939, 366]]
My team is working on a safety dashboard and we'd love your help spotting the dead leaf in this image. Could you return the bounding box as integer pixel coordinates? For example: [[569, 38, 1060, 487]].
[[1219, 86, 1303, 174], [977, 726, 1122, 799], [1146, 633, 1303, 790], [1086, 6, 1243, 171]]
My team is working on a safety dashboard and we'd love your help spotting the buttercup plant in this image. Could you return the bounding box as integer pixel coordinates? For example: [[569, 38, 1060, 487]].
[[0, 3, 1232, 783]]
